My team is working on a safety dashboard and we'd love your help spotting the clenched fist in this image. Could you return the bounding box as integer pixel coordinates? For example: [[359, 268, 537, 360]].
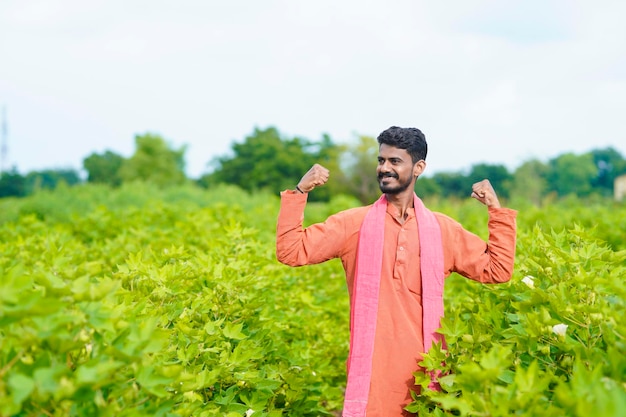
[[471, 179, 501, 208], [297, 164, 330, 193]]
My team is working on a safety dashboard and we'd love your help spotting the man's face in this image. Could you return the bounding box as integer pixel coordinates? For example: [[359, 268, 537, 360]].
[[377, 144, 418, 194]]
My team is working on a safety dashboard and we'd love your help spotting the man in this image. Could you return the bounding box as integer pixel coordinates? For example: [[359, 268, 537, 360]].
[[276, 126, 517, 416]]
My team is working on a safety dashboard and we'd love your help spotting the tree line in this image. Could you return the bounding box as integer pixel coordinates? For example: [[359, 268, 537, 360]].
[[1, 127, 625, 204]]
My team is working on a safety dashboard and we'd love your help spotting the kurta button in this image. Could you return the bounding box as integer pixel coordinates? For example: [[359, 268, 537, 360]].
[[399, 246, 404, 251]]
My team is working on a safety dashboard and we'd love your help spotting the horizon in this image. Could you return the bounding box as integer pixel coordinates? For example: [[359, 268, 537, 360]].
[[1, 119, 624, 180]]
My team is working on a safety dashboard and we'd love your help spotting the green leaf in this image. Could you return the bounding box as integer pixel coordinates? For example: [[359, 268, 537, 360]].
[[498, 369, 515, 384], [8, 373, 35, 405], [223, 322, 247, 340]]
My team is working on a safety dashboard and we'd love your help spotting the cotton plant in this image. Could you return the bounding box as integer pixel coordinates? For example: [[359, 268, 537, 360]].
[[407, 226, 626, 417], [552, 323, 568, 337], [521, 275, 535, 289]]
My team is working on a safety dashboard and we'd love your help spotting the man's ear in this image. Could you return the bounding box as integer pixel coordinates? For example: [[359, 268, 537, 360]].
[[414, 160, 426, 178]]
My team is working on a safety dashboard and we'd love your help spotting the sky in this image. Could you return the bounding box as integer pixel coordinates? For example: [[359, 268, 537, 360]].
[[1, 0, 625, 179]]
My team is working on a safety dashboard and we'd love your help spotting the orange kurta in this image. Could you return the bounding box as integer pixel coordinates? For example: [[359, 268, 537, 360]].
[[276, 190, 517, 416]]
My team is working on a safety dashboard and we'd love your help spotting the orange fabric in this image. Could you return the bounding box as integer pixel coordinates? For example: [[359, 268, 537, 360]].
[[276, 190, 517, 416]]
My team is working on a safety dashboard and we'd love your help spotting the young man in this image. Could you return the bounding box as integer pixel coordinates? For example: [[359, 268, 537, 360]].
[[276, 126, 517, 416]]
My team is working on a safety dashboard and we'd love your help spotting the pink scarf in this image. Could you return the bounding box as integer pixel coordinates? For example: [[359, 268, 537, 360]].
[[342, 194, 444, 416]]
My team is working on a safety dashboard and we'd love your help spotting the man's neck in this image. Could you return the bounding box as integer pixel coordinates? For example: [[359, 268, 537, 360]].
[[385, 191, 415, 224]]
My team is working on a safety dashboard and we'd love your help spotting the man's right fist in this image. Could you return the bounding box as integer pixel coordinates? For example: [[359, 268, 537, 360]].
[[297, 164, 330, 193]]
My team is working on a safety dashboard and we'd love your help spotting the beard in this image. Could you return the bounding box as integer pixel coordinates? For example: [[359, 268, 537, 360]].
[[378, 172, 413, 194]]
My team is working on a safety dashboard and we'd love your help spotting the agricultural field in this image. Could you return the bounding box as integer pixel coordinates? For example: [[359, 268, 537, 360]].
[[1, 183, 625, 416]]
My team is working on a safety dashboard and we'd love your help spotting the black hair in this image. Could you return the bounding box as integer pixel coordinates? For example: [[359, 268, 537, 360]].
[[376, 126, 427, 163]]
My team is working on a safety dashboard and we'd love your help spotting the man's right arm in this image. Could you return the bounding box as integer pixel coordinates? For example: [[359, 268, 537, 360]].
[[276, 190, 349, 266]]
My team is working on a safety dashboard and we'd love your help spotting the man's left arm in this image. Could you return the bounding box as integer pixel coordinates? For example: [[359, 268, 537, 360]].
[[481, 207, 517, 283], [444, 179, 517, 283]]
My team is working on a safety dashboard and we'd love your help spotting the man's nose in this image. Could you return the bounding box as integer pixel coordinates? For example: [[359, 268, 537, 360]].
[[380, 160, 391, 171]]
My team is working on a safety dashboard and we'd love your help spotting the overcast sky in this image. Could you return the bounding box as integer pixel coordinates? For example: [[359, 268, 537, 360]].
[[1, 0, 625, 179]]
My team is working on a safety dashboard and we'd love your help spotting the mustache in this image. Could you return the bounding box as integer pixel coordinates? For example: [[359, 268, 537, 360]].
[[378, 172, 398, 179]]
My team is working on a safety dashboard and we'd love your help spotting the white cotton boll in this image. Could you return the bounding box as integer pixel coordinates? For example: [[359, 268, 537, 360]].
[[521, 275, 535, 289], [552, 323, 568, 337]]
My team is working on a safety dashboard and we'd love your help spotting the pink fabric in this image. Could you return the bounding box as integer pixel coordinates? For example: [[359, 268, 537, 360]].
[[343, 194, 444, 416], [413, 196, 445, 391], [343, 195, 387, 416]]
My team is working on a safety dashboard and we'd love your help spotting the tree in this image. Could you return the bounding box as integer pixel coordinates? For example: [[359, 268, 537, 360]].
[[0, 168, 26, 198], [590, 147, 626, 197], [467, 163, 512, 199], [119, 133, 187, 187], [431, 171, 471, 199], [509, 159, 549, 205], [311, 134, 350, 201], [415, 176, 442, 198], [201, 127, 346, 200], [25, 169, 81, 193], [546, 152, 597, 197], [341, 135, 379, 204], [83, 150, 125, 187]]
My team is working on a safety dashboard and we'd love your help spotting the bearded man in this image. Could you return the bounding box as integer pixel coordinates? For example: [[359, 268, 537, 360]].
[[276, 126, 517, 416]]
